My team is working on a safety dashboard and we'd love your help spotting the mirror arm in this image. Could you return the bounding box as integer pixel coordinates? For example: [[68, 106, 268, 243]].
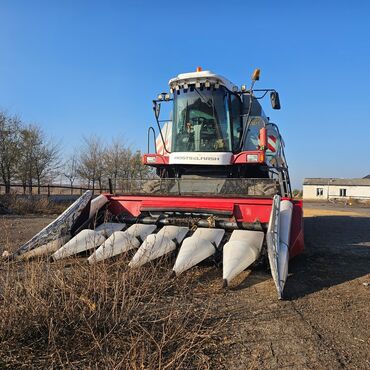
[[238, 89, 254, 152]]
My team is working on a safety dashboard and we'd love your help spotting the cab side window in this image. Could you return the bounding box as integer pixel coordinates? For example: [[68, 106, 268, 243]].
[[230, 94, 242, 150], [245, 117, 264, 151]]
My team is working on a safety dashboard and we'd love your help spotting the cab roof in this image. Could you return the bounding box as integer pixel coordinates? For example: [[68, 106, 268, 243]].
[[169, 70, 237, 92]]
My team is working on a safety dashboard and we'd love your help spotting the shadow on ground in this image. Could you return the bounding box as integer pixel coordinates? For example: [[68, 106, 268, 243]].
[[285, 215, 370, 299]]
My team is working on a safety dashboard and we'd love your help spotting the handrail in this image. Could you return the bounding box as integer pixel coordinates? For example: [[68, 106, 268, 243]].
[[147, 126, 157, 154]]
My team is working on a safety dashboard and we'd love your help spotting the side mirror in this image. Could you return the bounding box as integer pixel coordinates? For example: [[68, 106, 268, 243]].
[[270, 91, 281, 110], [153, 101, 161, 119]]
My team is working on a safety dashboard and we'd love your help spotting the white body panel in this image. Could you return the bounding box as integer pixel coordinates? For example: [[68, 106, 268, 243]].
[[169, 152, 232, 165], [156, 121, 172, 155], [280, 200, 293, 248], [169, 70, 237, 91]]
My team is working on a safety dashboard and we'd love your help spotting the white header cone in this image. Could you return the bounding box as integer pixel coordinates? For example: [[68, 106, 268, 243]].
[[223, 230, 264, 286], [95, 222, 125, 238], [173, 228, 224, 275], [88, 224, 156, 264], [52, 229, 106, 261], [89, 194, 109, 219], [17, 236, 69, 260], [129, 226, 188, 268]]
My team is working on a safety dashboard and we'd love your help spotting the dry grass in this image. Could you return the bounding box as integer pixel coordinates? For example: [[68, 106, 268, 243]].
[[303, 208, 365, 217], [0, 256, 219, 369], [0, 195, 66, 215]]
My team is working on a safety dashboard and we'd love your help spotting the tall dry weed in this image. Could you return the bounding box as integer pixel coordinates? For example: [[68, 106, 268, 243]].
[[0, 195, 66, 215], [0, 256, 218, 369]]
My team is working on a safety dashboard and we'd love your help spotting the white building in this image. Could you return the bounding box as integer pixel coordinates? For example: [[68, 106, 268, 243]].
[[303, 178, 370, 201]]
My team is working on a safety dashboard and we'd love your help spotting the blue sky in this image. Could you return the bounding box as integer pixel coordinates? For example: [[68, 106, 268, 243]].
[[0, 0, 369, 188]]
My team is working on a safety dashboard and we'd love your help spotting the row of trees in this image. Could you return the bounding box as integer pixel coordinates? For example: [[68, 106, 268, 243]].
[[0, 111, 152, 194], [0, 112, 59, 194], [64, 137, 153, 193]]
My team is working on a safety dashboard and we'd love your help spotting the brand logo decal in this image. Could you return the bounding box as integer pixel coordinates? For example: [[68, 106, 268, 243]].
[[173, 155, 220, 161]]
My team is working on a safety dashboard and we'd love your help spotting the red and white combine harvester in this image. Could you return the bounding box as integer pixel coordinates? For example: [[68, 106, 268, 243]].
[[12, 68, 304, 299]]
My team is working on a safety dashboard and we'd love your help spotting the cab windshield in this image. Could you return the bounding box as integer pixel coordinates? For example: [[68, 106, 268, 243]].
[[172, 86, 241, 152]]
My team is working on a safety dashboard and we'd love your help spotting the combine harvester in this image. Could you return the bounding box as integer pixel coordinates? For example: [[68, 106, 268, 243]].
[[11, 67, 304, 299]]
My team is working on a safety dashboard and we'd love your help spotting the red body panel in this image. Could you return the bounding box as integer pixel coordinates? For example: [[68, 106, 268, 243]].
[[105, 194, 304, 258], [289, 200, 305, 258], [232, 150, 265, 164], [142, 154, 169, 165], [107, 195, 273, 223]]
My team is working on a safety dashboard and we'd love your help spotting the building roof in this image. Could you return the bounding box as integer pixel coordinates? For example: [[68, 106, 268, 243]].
[[303, 178, 370, 186]]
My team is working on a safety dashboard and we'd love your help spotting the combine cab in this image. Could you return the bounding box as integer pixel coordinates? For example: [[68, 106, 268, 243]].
[[11, 68, 304, 299]]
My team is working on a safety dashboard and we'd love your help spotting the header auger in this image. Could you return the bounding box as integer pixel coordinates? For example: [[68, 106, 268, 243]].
[[9, 68, 304, 299]]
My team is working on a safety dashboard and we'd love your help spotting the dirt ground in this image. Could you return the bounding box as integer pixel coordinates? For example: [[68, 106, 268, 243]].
[[207, 203, 370, 369], [0, 203, 369, 370]]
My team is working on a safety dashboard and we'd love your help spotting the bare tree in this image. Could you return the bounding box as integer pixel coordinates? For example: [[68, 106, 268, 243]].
[[0, 111, 155, 196], [0, 113, 22, 194], [74, 137, 153, 194], [17, 125, 40, 194], [64, 153, 78, 193], [103, 139, 131, 192], [77, 136, 105, 193], [33, 135, 60, 194], [129, 150, 152, 180], [17, 125, 60, 194]]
